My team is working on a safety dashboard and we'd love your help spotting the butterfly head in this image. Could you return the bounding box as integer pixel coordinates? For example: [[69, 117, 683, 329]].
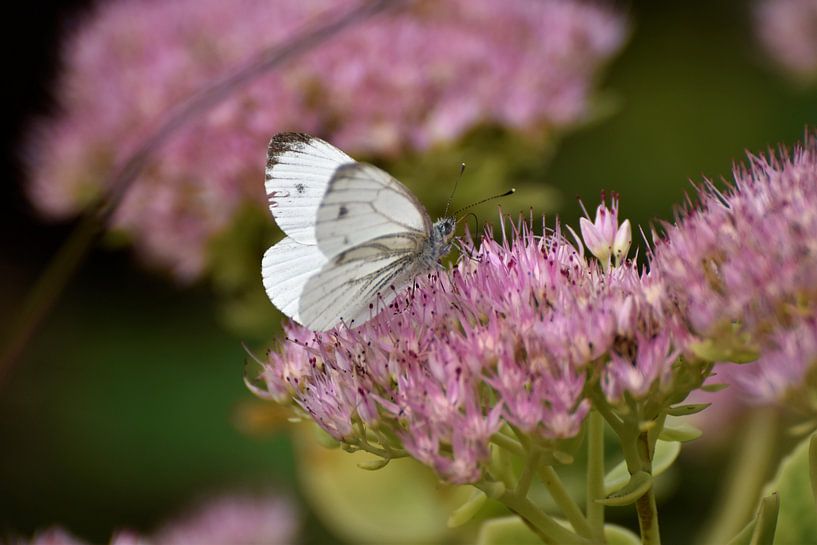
[[434, 216, 456, 241], [427, 217, 456, 262]]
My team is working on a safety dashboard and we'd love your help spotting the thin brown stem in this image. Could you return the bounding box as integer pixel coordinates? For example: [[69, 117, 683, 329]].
[[0, 0, 404, 387]]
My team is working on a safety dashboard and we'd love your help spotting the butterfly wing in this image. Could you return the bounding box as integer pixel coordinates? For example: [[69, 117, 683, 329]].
[[315, 163, 432, 258], [284, 163, 432, 330], [298, 241, 423, 331], [262, 237, 329, 325], [265, 132, 353, 245], [263, 141, 434, 331]]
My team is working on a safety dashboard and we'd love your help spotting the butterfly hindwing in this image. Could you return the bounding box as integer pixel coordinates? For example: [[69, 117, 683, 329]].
[[262, 237, 329, 324], [265, 133, 353, 245], [298, 240, 422, 331]]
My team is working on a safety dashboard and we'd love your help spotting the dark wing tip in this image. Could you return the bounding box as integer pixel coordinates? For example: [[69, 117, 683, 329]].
[[266, 132, 314, 170]]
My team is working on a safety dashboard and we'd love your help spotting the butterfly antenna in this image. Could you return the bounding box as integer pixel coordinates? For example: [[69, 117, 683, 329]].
[[444, 163, 467, 216], [458, 211, 480, 235], [453, 188, 516, 219]]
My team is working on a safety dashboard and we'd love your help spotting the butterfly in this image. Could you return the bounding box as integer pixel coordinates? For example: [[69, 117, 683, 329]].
[[262, 133, 457, 331]]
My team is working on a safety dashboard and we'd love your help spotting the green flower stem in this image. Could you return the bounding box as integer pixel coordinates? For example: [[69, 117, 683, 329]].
[[696, 407, 778, 545], [538, 465, 596, 540], [489, 438, 518, 490], [594, 385, 661, 545], [491, 431, 526, 457], [634, 431, 661, 545], [476, 482, 592, 545], [516, 449, 542, 497], [587, 410, 606, 541], [588, 385, 627, 437]]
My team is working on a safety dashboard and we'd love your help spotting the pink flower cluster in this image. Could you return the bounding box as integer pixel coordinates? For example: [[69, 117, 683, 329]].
[[23, 493, 297, 545], [754, 0, 817, 82], [251, 206, 691, 484], [26, 0, 627, 279], [652, 132, 817, 410]]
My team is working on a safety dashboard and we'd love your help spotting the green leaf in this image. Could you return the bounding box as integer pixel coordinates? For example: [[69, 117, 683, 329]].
[[701, 383, 730, 393], [725, 494, 781, 545], [598, 471, 653, 506], [689, 338, 758, 363], [605, 440, 681, 495], [761, 432, 817, 545], [476, 517, 640, 545], [476, 516, 542, 545], [726, 519, 757, 545], [604, 524, 642, 545], [357, 458, 390, 470], [666, 403, 711, 416], [659, 422, 702, 442], [294, 425, 472, 545], [749, 493, 780, 545]]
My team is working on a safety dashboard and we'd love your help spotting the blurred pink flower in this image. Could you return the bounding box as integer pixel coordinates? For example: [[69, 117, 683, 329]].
[[21, 493, 297, 545], [26, 0, 627, 279], [652, 132, 817, 412], [755, 0, 817, 82], [250, 209, 697, 484], [26, 528, 87, 545], [154, 493, 298, 545]]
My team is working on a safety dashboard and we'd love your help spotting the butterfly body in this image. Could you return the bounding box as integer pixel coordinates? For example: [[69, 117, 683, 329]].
[[262, 133, 454, 331]]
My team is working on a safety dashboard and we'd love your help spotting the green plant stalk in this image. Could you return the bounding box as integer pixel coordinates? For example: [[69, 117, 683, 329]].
[[634, 431, 661, 545], [476, 482, 592, 545], [516, 449, 542, 496], [696, 407, 778, 545], [587, 410, 606, 540], [491, 431, 525, 457], [538, 465, 595, 540], [809, 433, 817, 507]]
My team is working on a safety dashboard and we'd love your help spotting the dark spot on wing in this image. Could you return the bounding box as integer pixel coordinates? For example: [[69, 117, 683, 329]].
[[338, 205, 349, 218], [266, 132, 312, 170], [267, 189, 290, 207], [295, 183, 305, 194]]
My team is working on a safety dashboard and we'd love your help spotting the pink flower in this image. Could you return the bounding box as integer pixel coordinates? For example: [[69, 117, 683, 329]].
[[755, 0, 817, 82], [155, 493, 298, 545], [652, 131, 817, 410], [578, 194, 632, 266], [250, 211, 697, 484], [26, 0, 628, 280], [25, 529, 88, 545]]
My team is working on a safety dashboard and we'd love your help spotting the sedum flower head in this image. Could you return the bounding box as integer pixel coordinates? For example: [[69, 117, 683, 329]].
[[652, 132, 817, 411], [26, 0, 627, 279], [250, 209, 699, 484]]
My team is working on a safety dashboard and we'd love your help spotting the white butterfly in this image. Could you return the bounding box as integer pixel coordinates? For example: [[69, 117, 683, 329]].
[[262, 133, 456, 331]]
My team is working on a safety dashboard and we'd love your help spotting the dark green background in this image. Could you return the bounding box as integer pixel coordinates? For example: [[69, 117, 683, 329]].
[[1, 0, 815, 543]]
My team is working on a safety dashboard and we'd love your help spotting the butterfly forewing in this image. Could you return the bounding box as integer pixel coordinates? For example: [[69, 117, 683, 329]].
[[315, 163, 431, 259], [265, 133, 353, 245]]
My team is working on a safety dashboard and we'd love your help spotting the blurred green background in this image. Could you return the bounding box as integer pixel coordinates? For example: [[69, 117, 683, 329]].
[[1, 0, 815, 543]]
